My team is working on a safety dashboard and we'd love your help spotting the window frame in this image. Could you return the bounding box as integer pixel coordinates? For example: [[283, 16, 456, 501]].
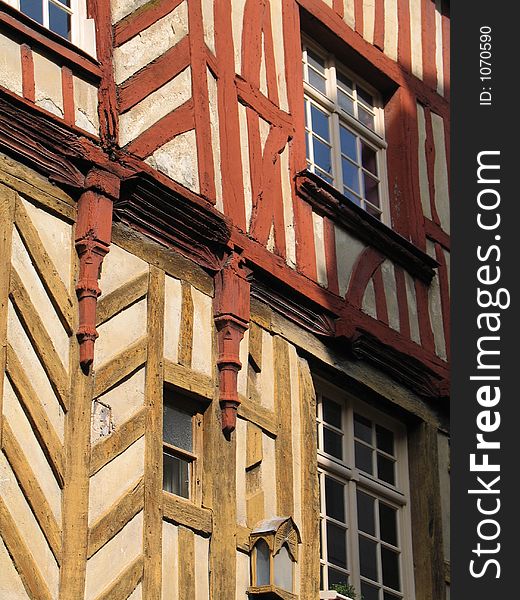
[[315, 376, 416, 600], [302, 37, 391, 224], [4, 0, 95, 54], [162, 389, 204, 505]]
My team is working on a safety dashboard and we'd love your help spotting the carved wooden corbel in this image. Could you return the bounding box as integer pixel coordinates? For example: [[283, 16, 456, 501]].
[[214, 252, 252, 436], [75, 168, 119, 371]]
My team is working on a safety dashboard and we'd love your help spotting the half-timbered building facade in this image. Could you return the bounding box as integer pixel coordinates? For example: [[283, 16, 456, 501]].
[[0, 1, 450, 599]]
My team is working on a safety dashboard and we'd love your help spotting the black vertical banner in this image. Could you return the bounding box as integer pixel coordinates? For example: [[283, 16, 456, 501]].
[[452, 2, 517, 599]]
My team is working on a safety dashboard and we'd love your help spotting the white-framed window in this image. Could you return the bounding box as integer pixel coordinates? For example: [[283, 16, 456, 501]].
[[4, 0, 96, 54], [302, 40, 389, 222], [162, 389, 203, 502], [316, 378, 415, 600]]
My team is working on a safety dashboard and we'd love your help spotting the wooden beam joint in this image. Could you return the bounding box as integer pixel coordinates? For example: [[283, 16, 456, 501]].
[[214, 252, 251, 437], [75, 168, 119, 371]]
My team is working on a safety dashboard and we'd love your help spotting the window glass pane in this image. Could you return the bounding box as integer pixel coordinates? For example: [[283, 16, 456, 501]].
[[384, 593, 401, 600], [359, 536, 378, 581], [49, 3, 71, 40], [361, 143, 378, 175], [315, 169, 334, 185], [357, 491, 375, 535], [20, 0, 43, 24], [359, 106, 375, 130], [328, 567, 349, 587], [312, 137, 333, 175], [337, 71, 353, 94], [361, 581, 380, 600], [274, 545, 293, 591], [325, 475, 345, 522], [366, 203, 382, 219], [363, 173, 380, 208], [307, 48, 326, 73], [308, 69, 327, 94], [338, 90, 355, 116], [354, 414, 372, 443], [327, 522, 347, 568], [381, 547, 400, 590], [344, 189, 361, 206], [255, 539, 271, 586], [163, 452, 189, 498], [323, 398, 342, 428], [357, 86, 374, 108], [376, 425, 394, 455], [163, 404, 193, 451], [355, 441, 373, 474], [377, 454, 395, 485], [340, 126, 357, 161], [310, 104, 330, 141], [342, 159, 360, 194], [379, 503, 398, 546], [323, 428, 343, 459]]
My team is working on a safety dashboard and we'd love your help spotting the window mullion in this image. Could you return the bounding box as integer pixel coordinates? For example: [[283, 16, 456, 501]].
[[43, 0, 49, 28], [331, 112, 342, 189]]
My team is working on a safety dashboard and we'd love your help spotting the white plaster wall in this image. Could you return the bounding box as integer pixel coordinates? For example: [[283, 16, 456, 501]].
[[435, 0, 445, 96], [97, 366, 145, 428], [259, 32, 268, 98], [7, 305, 64, 441], [3, 377, 62, 522], [362, 278, 377, 319], [257, 331, 274, 410], [431, 112, 450, 233], [99, 244, 148, 297], [335, 226, 366, 298], [363, 0, 376, 45], [113, 2, 189, 84], [404, 271, 421, 344], [21, 197, 72, 291], [381, 260, 400, 331], [128, 583, 143, 600], [312, 212, 328, 287], [201, 0, 215, 54], [11, 228, 69, 369], [111, 0, 149, 24], [88, 436, 145, 524], [190, 288, 213, 377], [235, 417, 247, 527], [231, 0, 246, 75], [162, 521, 179, 600], [280, 145, 296, 268], [0, 453, 59, 598], [85, 512, 143, 600], [426, 240, 446, 360], [147, 130, 200, 193], [443, 248, 450, 295], [0, 33, 22, 97], [416, 103, 432, 219], [236, 550, 250, 600], [269, 0, 289, 112], [409, 0, 423, 80], [95, 299, 147, 367], [384, 0, 398, 61], [238, 103, 252, 230], [207, 68, 223, 210], [73, 76, 99, 135], [0, 538, 29, 599], [343, 0, 356, 29], [33, 51, 64, 118], [120, 67, 192, 147], [164, 275, 182, 364], [262, 433, 277, 518], [194, 535, 210, 600]]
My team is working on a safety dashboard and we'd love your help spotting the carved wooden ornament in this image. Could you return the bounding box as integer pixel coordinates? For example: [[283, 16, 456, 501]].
[[214, 252, 251, 436], [75, 169, 119, 371]]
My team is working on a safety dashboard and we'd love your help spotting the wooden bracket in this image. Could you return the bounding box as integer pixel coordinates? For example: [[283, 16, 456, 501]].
[[214, 252, 252, 436], [75, 168, 119, 371]]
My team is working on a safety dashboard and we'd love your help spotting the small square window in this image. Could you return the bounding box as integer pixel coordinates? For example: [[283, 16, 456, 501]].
[[162, 389, 203, 501]]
